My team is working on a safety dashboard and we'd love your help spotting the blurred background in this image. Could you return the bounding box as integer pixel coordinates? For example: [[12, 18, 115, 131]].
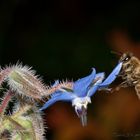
[[0, 0, 140, 139]]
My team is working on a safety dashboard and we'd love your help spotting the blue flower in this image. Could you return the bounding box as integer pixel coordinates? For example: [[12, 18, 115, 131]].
[[40, 62, 122, 126]]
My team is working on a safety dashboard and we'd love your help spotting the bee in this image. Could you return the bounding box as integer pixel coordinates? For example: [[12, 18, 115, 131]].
[[115, 52, 140, 99]]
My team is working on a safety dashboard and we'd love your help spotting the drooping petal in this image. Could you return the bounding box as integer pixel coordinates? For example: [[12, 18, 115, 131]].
[[87, 72, 105, 97], [40, 92, 76, 111], [99, 62, 123, 88], [73, 68, 96, 97]]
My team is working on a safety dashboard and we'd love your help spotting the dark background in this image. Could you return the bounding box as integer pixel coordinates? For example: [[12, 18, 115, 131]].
[[1, 0, 140, 80], [0, 0, 140, 140]]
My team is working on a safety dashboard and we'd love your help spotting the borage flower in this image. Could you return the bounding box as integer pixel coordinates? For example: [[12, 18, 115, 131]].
[[40, 62, 122, 126]]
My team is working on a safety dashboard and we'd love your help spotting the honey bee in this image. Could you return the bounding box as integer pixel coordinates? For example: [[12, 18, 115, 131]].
[[116, 52, 140, 99]]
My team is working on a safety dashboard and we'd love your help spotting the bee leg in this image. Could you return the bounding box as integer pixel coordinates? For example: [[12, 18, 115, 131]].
[[118, 70, 126, 76], [113, 81, 128, 92], [98, 87, 112, 93], [135, 84, 140, 100]]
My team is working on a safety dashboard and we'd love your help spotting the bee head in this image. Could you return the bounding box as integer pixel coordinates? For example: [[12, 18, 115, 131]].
[[119, 52, 133, 63]]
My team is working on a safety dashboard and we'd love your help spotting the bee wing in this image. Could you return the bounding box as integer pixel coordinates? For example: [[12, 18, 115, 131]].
[[39, 92, 76, 111], [99, 62, 123, 87]]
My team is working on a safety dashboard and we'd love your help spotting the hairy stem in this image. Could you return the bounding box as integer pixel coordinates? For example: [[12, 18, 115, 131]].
[[0, 90, 14, 115]]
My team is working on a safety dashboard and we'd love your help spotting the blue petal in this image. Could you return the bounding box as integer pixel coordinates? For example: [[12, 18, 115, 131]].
[[39, 92, 76, 111], [87, 72, 105, 97], [94, 72, 105, 81], [52, 80, 59, 87], [99, 62, 123, 87], [73, 68, 96, 97], [39, 97, 60, 111]]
